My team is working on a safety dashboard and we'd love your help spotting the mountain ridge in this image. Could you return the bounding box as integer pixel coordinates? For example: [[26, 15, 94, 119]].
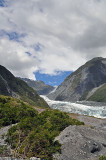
[[48, 57, 106, 102], [21, 78, 55, 95], [0, 65, 49, 107]]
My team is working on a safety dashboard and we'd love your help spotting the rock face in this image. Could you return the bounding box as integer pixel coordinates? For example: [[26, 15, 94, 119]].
[[0, 65, 48, 107], [48, 57, 106, 102], [54, 125, 106, 160], [21, 78, 55, 95]]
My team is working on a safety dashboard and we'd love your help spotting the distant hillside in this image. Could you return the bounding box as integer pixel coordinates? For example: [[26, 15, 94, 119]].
[[48, 57, 106, 102], [0, 65, 48, 107], [87, 83, 106, 102], [21, 78, 55, 95]]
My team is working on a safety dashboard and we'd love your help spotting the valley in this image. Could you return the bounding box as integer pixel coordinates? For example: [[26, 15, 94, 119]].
[[0, 58, 106, 160]]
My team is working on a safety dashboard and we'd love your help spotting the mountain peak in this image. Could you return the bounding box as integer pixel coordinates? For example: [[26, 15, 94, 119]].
[[48, 57, 106, 102]]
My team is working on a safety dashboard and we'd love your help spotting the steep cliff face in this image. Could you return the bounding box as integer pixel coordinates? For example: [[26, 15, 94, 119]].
[[0, 65, 49, 107], [48, 57, 106, 102], [21, 78, 55, 95]]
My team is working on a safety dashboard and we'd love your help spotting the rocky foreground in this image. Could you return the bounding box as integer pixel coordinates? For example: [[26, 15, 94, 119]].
[[53, 115, 106, 160], [0, 115, 106, 160]]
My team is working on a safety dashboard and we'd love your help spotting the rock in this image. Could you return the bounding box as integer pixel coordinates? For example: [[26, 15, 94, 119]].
[[54, 125, 106, 160], [29, 157, 41, 160]]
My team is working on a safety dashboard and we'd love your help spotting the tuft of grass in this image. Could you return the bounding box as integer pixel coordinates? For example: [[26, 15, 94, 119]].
[[0, 145, 8, 156]]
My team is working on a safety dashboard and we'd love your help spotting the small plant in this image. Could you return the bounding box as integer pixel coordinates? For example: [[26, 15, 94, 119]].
[[99, 155, 106, 160], [90, 126, 95, 129], [0, 145, 8, 155]]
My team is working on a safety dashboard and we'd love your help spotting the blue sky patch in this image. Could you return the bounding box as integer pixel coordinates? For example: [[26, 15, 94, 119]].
[[0, 0, 6, 7], [0, 30, 26, 42], [7, 32, 25, 41], [26, 52, 32, 56], [35, 71, 72, 86], [7, 32, 20, 40], [34, 42, 44, 52]]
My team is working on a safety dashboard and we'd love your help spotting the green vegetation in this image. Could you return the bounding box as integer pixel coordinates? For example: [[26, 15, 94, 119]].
[[0, 145, 8, 156], [6, 110, 84, 159], [0, 95, 38, 127], [88, 84, 106, 102], [0, 65, 49, 108], [12, 78, 49, 108], [0, 95, 84, 159], [99, 155, 106, 160]]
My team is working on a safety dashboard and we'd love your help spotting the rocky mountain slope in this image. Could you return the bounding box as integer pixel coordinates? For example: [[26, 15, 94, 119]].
[[0, 65, 48, 107], [48, 57, 106, 102], [87, 83, 106, 102], [21, 78, 54, 95]]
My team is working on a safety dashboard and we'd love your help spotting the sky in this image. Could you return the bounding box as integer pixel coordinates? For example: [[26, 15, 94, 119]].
[[35, 71, 72, 86], [0, 0, 106, 86]]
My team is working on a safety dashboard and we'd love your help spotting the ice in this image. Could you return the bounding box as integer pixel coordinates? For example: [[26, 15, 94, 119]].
[[40, 95, 106, 119]]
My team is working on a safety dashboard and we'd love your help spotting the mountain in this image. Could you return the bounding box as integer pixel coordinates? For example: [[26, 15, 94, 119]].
[[48, 57, 106, 102], [87, 83, 106, 102], [21, 78, 55, 95], [0, 65, 48, 107]]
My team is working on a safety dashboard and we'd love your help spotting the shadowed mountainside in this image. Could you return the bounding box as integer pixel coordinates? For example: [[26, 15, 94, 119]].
[[0, 65, 48, 107]]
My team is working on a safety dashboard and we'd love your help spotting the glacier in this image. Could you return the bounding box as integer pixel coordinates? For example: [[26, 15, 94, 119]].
[[41, 95, 106, 119]]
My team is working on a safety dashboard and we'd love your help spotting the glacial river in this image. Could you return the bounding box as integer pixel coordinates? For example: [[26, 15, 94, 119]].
[[40, 95, 106, 119]]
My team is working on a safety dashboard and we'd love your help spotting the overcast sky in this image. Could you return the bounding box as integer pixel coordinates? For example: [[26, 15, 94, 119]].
[[0, 0, 106, 80]]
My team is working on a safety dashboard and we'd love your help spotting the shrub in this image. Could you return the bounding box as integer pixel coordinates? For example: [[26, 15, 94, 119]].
[[99, 155, 106, 160], [6, 109, 84, 159]]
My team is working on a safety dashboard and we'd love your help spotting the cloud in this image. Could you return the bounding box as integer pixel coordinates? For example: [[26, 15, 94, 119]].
[[0, 0, 106, 79], [0, 36, 38, 79]]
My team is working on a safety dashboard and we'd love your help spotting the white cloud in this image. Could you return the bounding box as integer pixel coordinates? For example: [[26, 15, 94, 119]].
[[0, 0, 106, 79], [0, 37, 38, 79]]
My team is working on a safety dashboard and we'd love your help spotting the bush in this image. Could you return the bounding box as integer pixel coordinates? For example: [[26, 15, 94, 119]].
[[0, 95, 84, 159], [0, 95, 38, 127], [6, 109, 84, 159]]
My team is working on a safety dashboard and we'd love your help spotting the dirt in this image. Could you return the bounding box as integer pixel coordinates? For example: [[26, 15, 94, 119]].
[[34, 106, 46, 113]]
